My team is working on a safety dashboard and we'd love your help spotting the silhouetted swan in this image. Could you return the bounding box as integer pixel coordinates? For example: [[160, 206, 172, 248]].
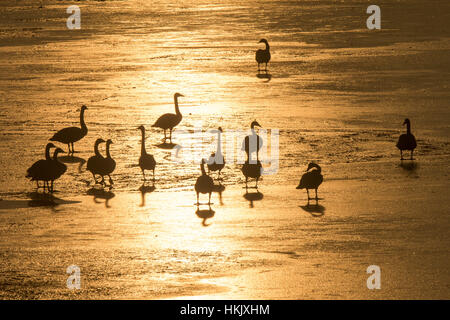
[[48, 147, 67, 193], [138, 125, 156, 181], [87, 138, 106, 186], [256, 39, 271, 71], [241, 160, 263, 189], [152, 93, 184, 143], [241, 120, 263, 162], [296, 163, 323, 200], [102, 139, 116, 186], [396, 118, 417, 160], [26, 143, 56, 191], [195, 159, 214, 205], [50, 105, 88, 154], [207, 127, 225, 179]]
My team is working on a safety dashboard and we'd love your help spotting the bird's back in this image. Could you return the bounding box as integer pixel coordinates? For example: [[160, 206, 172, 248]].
[[152, 113, 180, 130], [396, 133, 417, 150], [87, 155, 104, 173], [256, 49, 270, 63], [26, 159, 52, 180], [50, 126, 83, 143], [195, 175, 214, 193], [297, 170, 323, 189], [139, 154, 156, 170], [241, 161, 262, 178]]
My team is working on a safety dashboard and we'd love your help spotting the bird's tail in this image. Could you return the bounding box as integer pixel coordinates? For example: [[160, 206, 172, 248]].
[[296, 184, 304, 189]]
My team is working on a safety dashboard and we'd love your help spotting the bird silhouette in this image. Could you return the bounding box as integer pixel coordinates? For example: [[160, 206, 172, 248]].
[[195, 159, 214, 205], [256, 39, 271, 72], [241, 160, 263, 189], [26, 143, 56, 191], [241, 120, 263, 162], [296, 162, 323, 200], [207, 127, 225, 179], [50, 105, 88, 154], [138, 125, 156, 181], [396, 118, 417, 160], [47, 147, 67, 193], [102, 139, 116, 186], [152, 93, 184, 143], [86, 138, 106, 186]]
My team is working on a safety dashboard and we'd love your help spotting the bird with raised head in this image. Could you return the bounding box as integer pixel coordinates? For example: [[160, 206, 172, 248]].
[[396, 118, 417, 160], [152, 93, 185, 143], [207, 127, 225, 179], [50, 105, 88, 154], [296, 162, 323, 200], [47, 147, 67, 193], [26, 143, 56, 191], [256, 39, 271, 71], [87, 138, 106, 186], [242, 120, 263, 162], [195, 159, 214, 205], [102, 139, 116, 186], [138, 125, 156, 181]]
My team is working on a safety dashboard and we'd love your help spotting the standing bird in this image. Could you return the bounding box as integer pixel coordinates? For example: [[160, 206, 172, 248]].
[[138, 125, 156, 181], [396, 118, 417, 160], [86, 138, 106, 186], [152, 93, 185, 143], [26, 143, 56, 191], [195, 159, 214, 205], [241, 160, 263, 189], [207, 127, 225, 179], [50, 105, 88, 154], [296, 163, 323, 200], [47, 147, 67, 193], [241, 120, 263, 162], [256, 39, 271, 72], [102, 139, 116, 186]]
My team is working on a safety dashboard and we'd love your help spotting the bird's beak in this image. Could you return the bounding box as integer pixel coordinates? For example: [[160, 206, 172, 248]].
[[258, 40, 263, 43]]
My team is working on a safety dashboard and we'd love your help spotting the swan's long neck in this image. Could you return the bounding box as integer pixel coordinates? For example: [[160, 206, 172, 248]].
[[53, 150, 62, 161], [264, 42, 270, 51], [406, 122, 411, 134], [174, 96, 181, 116], [94, 142, 102, 157], [314, 165, 322, 174], [251, 124, 256, 135], [140, 129, 146, 155], [80, 109, 87, 132], [106, 143, 112, 158], [45, 144, 52, 160], [201, 162, 206, 176]]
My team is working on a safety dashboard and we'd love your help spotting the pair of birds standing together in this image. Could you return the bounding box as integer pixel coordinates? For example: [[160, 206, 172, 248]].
[[86, 139, 116, 186]]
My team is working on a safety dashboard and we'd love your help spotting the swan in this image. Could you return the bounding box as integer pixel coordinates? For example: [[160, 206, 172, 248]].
[[86, 138, 106, 186], [138, 125, 156, 181], [102, 139, 116, 186], [241, 160, 263, 189], [207, 127, 225, 179], [50, 105, 88, 153], [152, 93, 184, 143], [26, 142, 56, 191], [396, 118, 417, 160], [47, 147, 67, 193], [241, 120, 263, 162], [195, 159, 214, 205], [296, 162, 323, 200], [256, 39, 271, 71]]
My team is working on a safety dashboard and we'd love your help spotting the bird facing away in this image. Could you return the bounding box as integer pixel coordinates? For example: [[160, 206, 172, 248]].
[[241, 160, 263, 189], [50, 105, 88, 154], [138, 125, 156, 181], [26, 142, 56, 191], [195, 159, 214, 205], [102, 139, 116, 186], [152, 93, 184, 143], [47, 147, 67, 193], [207, 127, 225, 179], [296, 162, 323, 200], [86, 138, 106, 186], [241, 120, 263, 162], [396, 118, 417, 160], [256, 39, 271, 71]]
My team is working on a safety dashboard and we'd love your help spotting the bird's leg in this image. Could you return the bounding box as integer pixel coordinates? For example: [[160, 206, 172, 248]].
[[92, 173, 98, 184], [36, 181, 40, 189], [400, 150, 403, 160], [196, 192, 199, 205], [265, 63, 268, 71], [315, 188, 318, 200], [100, 175, 106, 187], [163, 129, 167, 142], [71, 142, 75, 154], [142, 169, 146, 181], [410, 150, 414, 160], [208, 192, 211, 204], [152, 169, 155, 182], [307, 189, 310, 200], [169, 129, 173, 143], [67, 144, 71, 154], [257, 63, 260, 71], [255, 177, 259, 189], [108, 175, 114, 186], [50, 181, 54, 193]]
